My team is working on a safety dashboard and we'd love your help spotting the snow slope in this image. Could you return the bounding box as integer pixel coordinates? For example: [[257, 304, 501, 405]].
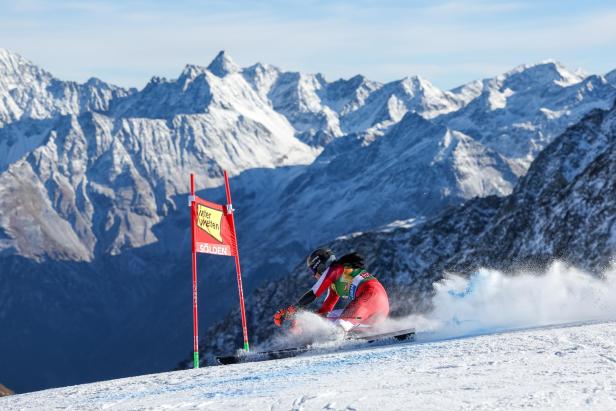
[[5, 323, 616, 409], [3, 264, 616, 409]]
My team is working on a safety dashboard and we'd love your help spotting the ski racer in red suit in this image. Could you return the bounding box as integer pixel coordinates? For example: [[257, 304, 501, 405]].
[[274, 248, 390, 333]]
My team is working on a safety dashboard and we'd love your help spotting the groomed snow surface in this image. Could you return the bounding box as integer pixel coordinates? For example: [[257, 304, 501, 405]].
[[3, 263, 616, 410]]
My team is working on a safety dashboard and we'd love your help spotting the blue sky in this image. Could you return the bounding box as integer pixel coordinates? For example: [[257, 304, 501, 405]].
[[1, 0, 615, 90]]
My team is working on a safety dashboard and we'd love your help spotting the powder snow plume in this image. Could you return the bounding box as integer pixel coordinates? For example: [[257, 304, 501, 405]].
[[255, 261, 616, 353], [409, 261, 616, 340], [255, 311, 344, 351]]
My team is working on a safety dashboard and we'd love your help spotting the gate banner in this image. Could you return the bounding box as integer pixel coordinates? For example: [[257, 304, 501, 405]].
[[189, 172, 249, 369], [193, 197, 237, 257]]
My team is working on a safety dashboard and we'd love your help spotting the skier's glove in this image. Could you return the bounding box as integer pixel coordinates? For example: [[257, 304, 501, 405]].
[[273, 308, 285, 326], [273, 305, 298, 326]]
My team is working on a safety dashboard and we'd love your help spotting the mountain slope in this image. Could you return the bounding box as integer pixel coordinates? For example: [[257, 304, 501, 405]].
[[226, 112, 517, 281], [4, 321, 616, 408], [438, 61, 616, 172], [0, 51, 318, 260]]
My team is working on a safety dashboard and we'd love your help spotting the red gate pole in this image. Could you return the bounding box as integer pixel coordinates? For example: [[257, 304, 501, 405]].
[[189, 173, 200, 368], [224, 170, 250, 351]]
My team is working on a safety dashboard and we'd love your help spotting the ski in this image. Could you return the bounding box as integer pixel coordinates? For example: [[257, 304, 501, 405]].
[[354, 327, 416, 343], [216, 327, 415, 365], [217, 346, 312, 365]]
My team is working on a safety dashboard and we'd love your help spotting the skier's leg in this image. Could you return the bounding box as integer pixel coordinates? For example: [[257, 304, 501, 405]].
[[339, 281, 389, 330], [356, 281, 389, 326]]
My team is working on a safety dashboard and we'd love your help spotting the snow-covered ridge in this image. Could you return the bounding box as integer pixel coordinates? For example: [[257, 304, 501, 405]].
[[221, 69, 616, 290], [438, 61, 616, 170], [235, 112, 517, 260], [0, 48, 133, 127], [499, 59, 585, 88]]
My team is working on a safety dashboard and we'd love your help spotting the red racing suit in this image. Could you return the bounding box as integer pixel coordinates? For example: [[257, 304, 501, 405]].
[[311, 263, 389, 327]]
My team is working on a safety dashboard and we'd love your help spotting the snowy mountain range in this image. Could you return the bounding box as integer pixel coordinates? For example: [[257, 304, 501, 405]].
[[0, 49, 131, 128], [1, 47, 615, 393]]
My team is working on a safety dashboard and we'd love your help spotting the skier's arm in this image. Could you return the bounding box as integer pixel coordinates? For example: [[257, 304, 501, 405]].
[[316, 288, 339, 315], [296, 265, 339, 308], [297, 289, 316, 307], [311, 265, 338, 297]]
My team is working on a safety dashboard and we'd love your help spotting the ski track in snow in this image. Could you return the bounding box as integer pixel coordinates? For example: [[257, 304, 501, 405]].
[[2, 321, 616, 410]]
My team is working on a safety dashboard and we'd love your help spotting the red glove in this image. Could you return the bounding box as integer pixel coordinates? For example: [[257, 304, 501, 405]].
[[273, 308, 286, 326], [273, 305, 298, 326]]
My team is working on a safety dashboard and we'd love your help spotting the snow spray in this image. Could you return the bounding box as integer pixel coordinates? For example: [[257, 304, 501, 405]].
[[413, 261, 616, 340], [258, 261, 616, 351], [256, 311, 344, 351]]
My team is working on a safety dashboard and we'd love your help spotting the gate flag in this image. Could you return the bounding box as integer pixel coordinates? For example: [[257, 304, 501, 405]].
[[193, 197, 237, 256], [188, 171, 250, 370]]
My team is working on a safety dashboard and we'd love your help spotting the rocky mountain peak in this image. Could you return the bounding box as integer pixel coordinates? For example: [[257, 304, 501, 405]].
[[0, 48, 50, 85], [401, 74, 430, 89], [207, 50, 241, 77], [606, 69, 616, 85], [500, 60, 584, 89], [84, 77, 104, 86], [179, 64, 209, 82], [0, 47, 23, 69]]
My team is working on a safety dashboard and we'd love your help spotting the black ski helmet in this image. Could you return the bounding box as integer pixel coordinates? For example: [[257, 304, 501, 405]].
[[306, 247, 336, 275]]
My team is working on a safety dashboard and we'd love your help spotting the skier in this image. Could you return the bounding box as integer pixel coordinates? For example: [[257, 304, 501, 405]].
[[274, 248, 390, 333]]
